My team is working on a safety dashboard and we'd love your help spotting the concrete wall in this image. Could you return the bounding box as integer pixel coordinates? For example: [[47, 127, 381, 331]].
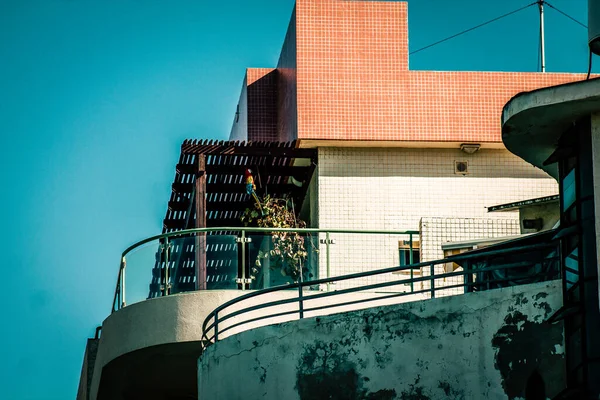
[[519, 202, 559, 234], [89, 289, 429, 399], [199, 281, 564, 400], [89, 290, 247, 400]]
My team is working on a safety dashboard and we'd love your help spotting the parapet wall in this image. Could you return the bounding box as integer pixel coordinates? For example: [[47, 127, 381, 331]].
[[199, 280, 565, 400]]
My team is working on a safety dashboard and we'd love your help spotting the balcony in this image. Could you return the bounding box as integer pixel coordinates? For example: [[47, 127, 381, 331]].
[[83, 227, 560, 400]]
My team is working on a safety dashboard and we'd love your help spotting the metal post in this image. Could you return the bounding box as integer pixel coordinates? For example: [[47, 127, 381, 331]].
[[121, 257, 127, 308], [164, 238, 170, 296], [115, 276, 121, 312], [409, 234, 414, 293], [214, 311, 219, 342], [326, 232, 331, 292], [464, 261, 474, 293], [539, 0, 546, 73], [241, 230, 247, 291], [430, 263, 435, 298], [298, 261, 304, 319]]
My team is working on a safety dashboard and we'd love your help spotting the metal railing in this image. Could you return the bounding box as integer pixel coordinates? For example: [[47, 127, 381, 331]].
[[200, 239, 560, 349], [112, 227, 419, 312]]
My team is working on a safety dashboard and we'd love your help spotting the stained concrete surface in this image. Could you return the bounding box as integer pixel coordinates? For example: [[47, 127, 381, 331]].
[[199, 281, 564, 400]]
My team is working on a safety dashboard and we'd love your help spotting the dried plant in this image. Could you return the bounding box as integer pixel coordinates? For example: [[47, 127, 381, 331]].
[[241, 195, 308, 281]]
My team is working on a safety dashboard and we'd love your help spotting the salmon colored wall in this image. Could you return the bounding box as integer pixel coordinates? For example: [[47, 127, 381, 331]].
[[238, 0, 586, 144], [295, 0, 582, 143]]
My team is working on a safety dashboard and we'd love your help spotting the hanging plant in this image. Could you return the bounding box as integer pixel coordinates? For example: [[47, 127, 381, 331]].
[[240, 194, 309, 281]]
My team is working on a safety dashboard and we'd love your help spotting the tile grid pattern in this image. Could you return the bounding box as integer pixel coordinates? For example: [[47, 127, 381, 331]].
[[317, 147, 557, 290], [247, 68, 278, 142], [420, 217, 521, 297], [292, 0, 585, 143]]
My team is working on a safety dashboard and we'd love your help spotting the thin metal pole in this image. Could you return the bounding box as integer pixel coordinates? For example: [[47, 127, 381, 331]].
[[326, 232, 331, 292], [164, 238, 170, 296], [298, 261, 304, 319], [539, 0, 546, 72], [214, 311, 219, 342], [409, 234, 414, 293], [241, 230, 246, 291], [121, 257, 127, 308], [430, 264, 435, 298]]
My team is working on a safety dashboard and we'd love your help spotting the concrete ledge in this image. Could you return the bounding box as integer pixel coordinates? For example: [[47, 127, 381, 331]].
[[502, 78, 600, 179], [199, 281, 564, 400], [90, 290, 246, 400], [89, 288, 428, 399]]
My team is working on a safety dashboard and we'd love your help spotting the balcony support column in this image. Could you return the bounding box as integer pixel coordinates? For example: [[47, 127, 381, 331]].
[[195, 155, 207, 290]]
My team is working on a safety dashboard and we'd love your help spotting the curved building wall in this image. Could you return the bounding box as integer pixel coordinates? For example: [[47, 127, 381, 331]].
[[199, 281, 564, 400]]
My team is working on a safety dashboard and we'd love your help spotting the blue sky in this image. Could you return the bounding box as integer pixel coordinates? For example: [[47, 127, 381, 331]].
[[0, 0, 592, 398]]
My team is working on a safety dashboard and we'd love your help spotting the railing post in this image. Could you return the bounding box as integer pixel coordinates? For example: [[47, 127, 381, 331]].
[[409, 233, 414, 293], [214, 311, 219, 342], [121, 257, 127, 308], [241, 230, 247, 291], [164, 237, 170, 296], [464, 263, 473, 293], [298, 261, 304, 319], [430, 263, 435, 298], [326, 231, 331, 292]]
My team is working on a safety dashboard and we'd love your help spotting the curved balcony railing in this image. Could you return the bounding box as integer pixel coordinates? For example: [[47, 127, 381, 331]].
[[200, 237, 561, 349], [112, 227, 419, 312]]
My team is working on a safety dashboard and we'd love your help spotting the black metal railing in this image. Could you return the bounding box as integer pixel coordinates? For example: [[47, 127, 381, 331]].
[[200, 239, 560, 349]]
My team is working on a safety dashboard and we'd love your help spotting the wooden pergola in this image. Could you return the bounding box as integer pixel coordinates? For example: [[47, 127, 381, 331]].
[[149, 140, 317, 297]]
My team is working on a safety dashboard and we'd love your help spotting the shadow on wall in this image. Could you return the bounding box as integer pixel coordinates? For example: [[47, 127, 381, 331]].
[[247, 70, 279, 142], [318, 148, 554, 180]]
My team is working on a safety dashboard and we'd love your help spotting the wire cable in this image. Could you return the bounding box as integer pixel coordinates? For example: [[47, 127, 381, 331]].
[[410, 2, 537, 56], [545, 2, 587, 29]]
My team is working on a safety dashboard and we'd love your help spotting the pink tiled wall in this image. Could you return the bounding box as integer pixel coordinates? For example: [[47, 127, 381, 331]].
[[294, 0, 582, 143], [231, 0, 586, 144]]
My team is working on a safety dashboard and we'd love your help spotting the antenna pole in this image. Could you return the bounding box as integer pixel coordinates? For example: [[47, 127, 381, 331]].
[[538, 0, 546, 72]]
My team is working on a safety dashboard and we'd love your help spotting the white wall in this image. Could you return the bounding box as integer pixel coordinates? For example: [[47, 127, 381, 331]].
[[316, 147, 558, 285], [317, 147, 557, 230]]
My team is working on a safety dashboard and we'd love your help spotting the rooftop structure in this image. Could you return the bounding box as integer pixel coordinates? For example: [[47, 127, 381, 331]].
[[231, 0, 584, 146], [78, 1, 595, 399]]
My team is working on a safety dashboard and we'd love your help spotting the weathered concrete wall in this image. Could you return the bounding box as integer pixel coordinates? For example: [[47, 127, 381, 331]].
[[89, 289, 429, 399], [199, 281, 564, 400]]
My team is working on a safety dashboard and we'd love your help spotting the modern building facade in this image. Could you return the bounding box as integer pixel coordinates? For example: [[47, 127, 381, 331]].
[[77, 1, 594, 399], [228, 0, 585, 291]]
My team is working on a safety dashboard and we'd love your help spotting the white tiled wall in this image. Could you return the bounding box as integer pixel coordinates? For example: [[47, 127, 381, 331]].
[[420, 217, 521, 297], [316, 147, 558, 290]]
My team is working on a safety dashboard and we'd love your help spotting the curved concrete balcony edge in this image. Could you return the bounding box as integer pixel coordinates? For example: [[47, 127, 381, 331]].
[[502, 78, 600, 180], [89, 290, 246, 400]]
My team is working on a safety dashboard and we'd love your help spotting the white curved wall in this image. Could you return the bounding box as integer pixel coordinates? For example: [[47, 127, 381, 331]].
[[88, 288, 428, 399], [89, 290, 245, 400]]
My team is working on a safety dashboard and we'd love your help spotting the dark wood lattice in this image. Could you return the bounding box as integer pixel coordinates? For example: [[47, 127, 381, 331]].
[[148, 140, 317, 298]]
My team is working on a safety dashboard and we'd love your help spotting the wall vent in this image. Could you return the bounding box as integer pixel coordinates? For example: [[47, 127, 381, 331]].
[[455, 161, 469, 175]]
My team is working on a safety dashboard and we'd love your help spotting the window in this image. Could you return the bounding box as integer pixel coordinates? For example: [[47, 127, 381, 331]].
[[398, 240, 420, 269]]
